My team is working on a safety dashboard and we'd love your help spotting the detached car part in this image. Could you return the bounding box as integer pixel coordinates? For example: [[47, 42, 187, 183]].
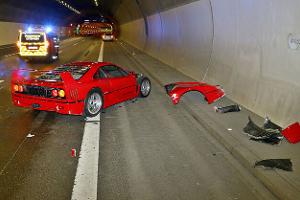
[[245, 116, 300, 144], [254, 159, 293, 171], [11, 62, 151, 117], [214, 104, 241, 113], [250, 134, 282, 145], [243, 116, 283, 140], [281, 122, 300, 144], [164, 82, 225, 105], [243, 116, 284, 146], [263, 116, 283, 132]]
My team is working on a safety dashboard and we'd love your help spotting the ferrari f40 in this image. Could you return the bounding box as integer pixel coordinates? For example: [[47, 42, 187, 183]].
[[11, 62, 151, 117]]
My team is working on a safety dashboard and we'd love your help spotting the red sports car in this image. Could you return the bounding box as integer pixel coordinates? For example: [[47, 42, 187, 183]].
[[11, 62, 151, 117]]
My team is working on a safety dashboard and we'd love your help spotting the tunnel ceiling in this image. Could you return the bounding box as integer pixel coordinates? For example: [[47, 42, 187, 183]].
[[0, 0, 198, 25], [0, 0, 119, 25]]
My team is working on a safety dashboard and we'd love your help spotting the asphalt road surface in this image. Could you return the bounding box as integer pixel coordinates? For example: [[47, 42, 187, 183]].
[[0, 38, 277, 200]]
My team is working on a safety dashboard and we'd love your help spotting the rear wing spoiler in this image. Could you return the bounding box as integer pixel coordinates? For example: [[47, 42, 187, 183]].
[[11, 69, 76, 85]]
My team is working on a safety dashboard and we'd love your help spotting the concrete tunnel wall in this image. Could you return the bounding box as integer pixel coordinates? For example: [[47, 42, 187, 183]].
[[116, 0, 300, 127]]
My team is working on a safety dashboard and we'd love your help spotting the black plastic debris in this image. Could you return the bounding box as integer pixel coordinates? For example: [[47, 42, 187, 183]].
[[244, 117, 276, 139], [263, 117, 282, 132], [243, 116, 283, 144], [254, 159, 293, 171], [214, 104, 241, 113], [250, 134, 282, 145]]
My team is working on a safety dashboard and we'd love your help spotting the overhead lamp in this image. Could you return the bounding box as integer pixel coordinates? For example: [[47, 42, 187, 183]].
[[55, 0, 81, 14]]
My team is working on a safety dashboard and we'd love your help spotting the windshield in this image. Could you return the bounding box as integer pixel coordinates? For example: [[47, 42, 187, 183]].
[[38, 65, 90, 81], [21, 33, 45, 43]]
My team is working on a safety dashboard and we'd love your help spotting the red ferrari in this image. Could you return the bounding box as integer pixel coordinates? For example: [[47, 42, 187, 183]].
[[11, 62, 151, 117]]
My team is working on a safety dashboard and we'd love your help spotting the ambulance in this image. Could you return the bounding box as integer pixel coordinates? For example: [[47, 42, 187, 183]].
[[17, 26, 60, 62]]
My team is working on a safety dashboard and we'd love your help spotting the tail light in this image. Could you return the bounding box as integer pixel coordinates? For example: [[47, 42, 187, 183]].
[[13, 84, 19, 92], [18, 85, 24, 92], [52, 89, 58, 97], [52, 89, 65, 98], [58, 90, 65, 98], [13, 84, 24, 92]]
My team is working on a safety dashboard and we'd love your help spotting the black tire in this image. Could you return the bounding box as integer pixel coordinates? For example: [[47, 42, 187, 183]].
[[84, 88, 103, 117], [139, 77, 151, 97]]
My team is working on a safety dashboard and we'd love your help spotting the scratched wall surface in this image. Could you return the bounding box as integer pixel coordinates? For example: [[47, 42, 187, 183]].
[[116, 0, 300, 126]]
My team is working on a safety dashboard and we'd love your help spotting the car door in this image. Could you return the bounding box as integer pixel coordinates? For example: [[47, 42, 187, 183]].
[[92, 67, 112, 107], [101, 65, 136, 104]]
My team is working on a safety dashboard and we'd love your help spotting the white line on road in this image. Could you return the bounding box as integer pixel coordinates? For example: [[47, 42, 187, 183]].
[[71, 40, 104, 200], [98, 41, 104, 62]]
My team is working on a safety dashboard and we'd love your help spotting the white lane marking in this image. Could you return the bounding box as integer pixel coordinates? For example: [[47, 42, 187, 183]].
[[98, 41, 104, 62], [71, 40, 104, 200], [71, 116, 100, 200], [4, 53, 18, 58]]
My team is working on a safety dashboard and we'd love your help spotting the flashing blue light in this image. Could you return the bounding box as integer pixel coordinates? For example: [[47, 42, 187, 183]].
[[46, 26, 53, 33], [27, 27, 33, 33]]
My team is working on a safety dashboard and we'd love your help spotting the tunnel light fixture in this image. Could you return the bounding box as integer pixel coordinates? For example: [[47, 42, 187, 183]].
[[55, 0, 81, 14], [94, 0, 99, 7]]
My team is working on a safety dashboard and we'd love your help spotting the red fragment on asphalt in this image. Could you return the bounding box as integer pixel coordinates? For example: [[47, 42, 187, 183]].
[[71, 148, 77, 157], [282, 122, 300, 144]]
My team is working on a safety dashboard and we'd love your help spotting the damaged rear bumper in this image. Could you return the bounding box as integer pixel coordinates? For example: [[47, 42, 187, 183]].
[[12, 93, 84, 115]]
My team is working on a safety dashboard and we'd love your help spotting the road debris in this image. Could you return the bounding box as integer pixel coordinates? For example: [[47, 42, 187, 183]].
[[214, 104, 241, 113], [72, 148, 77, 157], [254, 159, 293, 171], [227, 128, 233, 131], [0, 80, 4, 84], [281, 122, 300, 144], [243, 116, 283, 144], [164, 82, 225, 105], [26, 133, 35, 138], [250, 135, 282, 145], [263, 116, 282, 131]]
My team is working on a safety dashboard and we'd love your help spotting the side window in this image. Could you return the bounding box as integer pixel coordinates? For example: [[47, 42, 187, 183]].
[[93, 68, 107, 79], [101, 65, 127, 78]]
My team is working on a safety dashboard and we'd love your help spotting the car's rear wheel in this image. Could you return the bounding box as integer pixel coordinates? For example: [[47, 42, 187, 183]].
[[140, 78, 151, 97], [84, 89, 103, 117]]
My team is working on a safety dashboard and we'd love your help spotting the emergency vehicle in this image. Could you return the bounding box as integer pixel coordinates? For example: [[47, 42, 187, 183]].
[[17, 27, 60, 62]]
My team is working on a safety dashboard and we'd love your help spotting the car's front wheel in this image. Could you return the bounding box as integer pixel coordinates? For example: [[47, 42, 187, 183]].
[[84, 89, 103, 117], [139, 78, 151, 97]]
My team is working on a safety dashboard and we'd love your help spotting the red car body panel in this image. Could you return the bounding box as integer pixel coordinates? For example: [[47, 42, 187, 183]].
[[11, 62, 141, 115], [164, 82, 225, 105], [282, 122, 300, 144]]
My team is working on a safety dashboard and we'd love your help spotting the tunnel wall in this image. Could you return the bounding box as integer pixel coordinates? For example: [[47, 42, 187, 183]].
[[117, 0, 300, 126], [0, 22, 26, 46]]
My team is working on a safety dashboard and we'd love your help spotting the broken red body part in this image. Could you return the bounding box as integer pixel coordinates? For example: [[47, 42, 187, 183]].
[[282, 122, 300, 144], [71, 148, 77, 157], [164, 82, 225, 105]]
